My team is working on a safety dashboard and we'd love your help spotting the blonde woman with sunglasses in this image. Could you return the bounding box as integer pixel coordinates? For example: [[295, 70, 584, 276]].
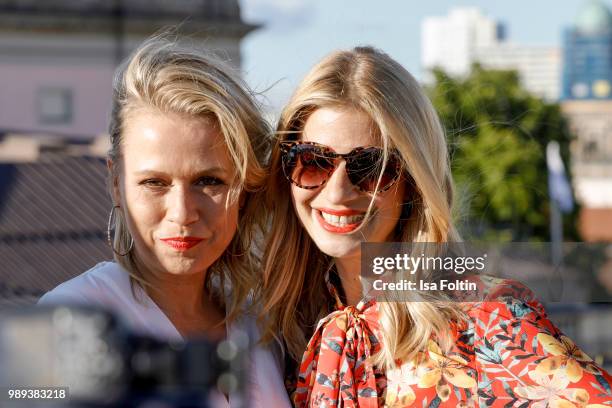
[[258, 46, 611, 407]]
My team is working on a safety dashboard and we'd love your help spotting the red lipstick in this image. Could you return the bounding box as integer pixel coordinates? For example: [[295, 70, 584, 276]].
[[160, 237, 203, 251]]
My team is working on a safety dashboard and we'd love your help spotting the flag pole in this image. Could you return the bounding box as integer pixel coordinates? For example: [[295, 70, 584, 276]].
[[546, 141, 572, 266], [549, 186, 563, 265]]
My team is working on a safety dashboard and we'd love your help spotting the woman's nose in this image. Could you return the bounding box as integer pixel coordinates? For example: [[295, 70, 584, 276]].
[[166, 186, 199, 226], [321, 160, 360, 203]]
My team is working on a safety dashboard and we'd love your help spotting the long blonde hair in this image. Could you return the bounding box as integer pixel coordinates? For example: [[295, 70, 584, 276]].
[[107, 35, 270, 320], [260, 46, 464, 368]]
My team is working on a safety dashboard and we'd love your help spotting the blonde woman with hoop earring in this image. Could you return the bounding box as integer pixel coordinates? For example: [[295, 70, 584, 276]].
[[38, 36, 291, 407], [258, 46, 612, 407]]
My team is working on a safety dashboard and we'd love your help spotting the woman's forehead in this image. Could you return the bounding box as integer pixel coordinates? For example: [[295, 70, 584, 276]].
[[121, 110, 233, 173], [301, 106, 382, 151]]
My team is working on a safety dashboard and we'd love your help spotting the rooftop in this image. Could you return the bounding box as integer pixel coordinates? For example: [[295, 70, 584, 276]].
[[0, 155, 112, 304], [0, 0, 257, 37], [0, 0, 241, 19]]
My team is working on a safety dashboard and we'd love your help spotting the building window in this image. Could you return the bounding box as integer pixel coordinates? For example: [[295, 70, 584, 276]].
[[37, 87, 73, 125]]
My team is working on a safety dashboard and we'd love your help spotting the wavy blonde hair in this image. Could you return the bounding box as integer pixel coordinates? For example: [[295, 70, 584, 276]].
[[259, 46, 465, 368], [107, 36, 270, 320]]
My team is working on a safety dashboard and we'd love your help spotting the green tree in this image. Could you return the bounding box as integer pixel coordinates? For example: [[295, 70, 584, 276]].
[[427, 64, 579, 241]]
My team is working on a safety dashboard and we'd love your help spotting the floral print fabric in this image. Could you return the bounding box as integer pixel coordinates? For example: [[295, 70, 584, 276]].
[[294, 283, 383, 407], [293, 276, 612, 407]]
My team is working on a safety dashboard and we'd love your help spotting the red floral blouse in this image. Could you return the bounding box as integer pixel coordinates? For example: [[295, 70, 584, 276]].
[[292, 275, 612, 407]]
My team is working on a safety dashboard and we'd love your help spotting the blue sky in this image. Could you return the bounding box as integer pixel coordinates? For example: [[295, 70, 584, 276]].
[[239, 0, 607, 113]]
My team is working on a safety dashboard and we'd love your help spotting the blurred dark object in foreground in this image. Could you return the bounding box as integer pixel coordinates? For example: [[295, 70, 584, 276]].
[[0, 305, 248, 407]]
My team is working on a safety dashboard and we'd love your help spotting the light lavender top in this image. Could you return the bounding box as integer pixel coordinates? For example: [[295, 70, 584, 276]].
[[38, 261, 290, 408]]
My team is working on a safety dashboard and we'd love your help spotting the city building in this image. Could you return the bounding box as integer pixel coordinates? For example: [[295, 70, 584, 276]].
[[421, 7, 502, 79], [562, 0, 612, 100], [0, 0, 257, 138], [421, 7, 560, 101], [561, 0, 612, 241], [562, 99, 612, 240], [475, 44, 561, 101]]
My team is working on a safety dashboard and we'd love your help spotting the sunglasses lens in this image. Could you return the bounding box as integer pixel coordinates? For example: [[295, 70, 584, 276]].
[[283, 144, 335, 187], [347, 148, 400, 192]]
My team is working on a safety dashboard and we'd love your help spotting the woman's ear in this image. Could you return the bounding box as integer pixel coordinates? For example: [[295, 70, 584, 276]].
[[107, 159, 121, 205]]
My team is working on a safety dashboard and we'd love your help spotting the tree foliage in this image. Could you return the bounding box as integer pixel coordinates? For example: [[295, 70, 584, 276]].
[[427, 65, 579, 240]]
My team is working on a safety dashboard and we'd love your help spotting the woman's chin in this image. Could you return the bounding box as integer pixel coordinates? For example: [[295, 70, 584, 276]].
[[313, 237, 362, 260], [157, 258, 207, 276]]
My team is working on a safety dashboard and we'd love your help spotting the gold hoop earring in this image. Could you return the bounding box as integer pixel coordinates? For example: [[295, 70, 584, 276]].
[[107, 205, 134, 256]]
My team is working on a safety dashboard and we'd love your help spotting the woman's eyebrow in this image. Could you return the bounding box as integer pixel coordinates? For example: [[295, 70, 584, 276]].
[[133, 167, 230, 177], [193, 167, 231, 177]]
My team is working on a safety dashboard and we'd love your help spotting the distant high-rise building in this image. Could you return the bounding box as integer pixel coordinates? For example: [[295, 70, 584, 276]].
[[421, 7, 502, 78], [562, 0, 612, 100], [421, 7, 560, 101]]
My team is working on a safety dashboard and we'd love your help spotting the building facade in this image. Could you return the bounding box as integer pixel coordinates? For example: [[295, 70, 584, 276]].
[[0, 0, 256, 138], [562, 100, 612, 240], [561, 1, 612, 241], [562, 0, 612, 100], [421, 7, 502, 79], [475, 45, 561, 101], [421, 7, 560, 101]]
